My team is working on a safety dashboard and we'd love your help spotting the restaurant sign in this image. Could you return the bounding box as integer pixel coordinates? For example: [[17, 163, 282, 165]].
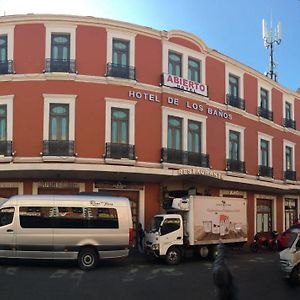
[[178, 168, 222, 180], [162, 73, 208, 97]]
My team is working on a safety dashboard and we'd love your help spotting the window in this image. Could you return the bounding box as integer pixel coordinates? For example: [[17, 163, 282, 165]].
[[260, 88, 269, 109], [188, 120, 201, 153], [188, 58, 200, 82], [160, 218, 181, 235], [168, 116, 182, 150], [168, 51, 182, 76], [49, 104, 69, 141], [285, 146, 293, 171], [0, 35, 7, 62], [112, 39, 129, 66], [0, 105, 7, 141], [51, 34, 70, 62], [0, 207, 14, 227], [229, 130, 240, 161], [229, 74, 239, 98], [285, 102, 292, 120], [111, 108, 129, 144], [20, 206, 53, 228], [260, 139, 269, 167]]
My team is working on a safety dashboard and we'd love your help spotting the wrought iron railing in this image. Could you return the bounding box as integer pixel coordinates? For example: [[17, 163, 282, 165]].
[[161, 148, 209, 167], [284, 170, 296, 181], [283, 118, 296, 130], [45, 59, 76, 73], [257, 107, 273, 121], [258, 165, 273, 178], [0, 60, 15, 74], [106, 63, 136, 80], [0, 141, 12, 156], [226, 94, 245, 110], [226, 159, 246, 173], [105, 142, 136, 160], [43, 140, 75, 156]]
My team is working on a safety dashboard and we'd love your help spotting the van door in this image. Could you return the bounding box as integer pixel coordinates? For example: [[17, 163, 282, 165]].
[[0, 207, 16, 258]]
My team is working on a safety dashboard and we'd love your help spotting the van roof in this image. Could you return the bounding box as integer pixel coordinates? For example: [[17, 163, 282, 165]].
[[1, 194, 130, 207]]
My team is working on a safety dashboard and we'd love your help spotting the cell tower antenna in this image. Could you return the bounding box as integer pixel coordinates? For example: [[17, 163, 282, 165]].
[[262, 17, 282, 81]]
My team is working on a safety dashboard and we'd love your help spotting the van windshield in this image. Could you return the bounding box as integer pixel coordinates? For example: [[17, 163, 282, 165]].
[[288, 232, 299, 248], [150, 216, 164, 233]]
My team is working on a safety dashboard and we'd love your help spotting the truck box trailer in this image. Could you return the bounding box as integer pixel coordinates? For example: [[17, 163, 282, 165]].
[[144, 196, 247, 264]]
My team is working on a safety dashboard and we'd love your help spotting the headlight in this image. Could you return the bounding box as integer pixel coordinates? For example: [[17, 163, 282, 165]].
[[152, 244, 159, 251]]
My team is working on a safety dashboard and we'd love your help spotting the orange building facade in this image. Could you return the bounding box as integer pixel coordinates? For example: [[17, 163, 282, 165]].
[[0, 14, 299, 240]]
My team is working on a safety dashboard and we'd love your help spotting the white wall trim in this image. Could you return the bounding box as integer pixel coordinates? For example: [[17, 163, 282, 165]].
[[0, 95, 14, 140], [258, 81, 272, 110], [0, 182, 23, 195], [0, 26, 15, 60], [282, 95, 295, 120]]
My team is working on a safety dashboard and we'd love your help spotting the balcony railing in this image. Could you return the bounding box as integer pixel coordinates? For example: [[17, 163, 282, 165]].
[[161, 148, 209, 167], [105, 142, 136, 160], [257, 107, 273, 121], [106, 63, 136, 80], [226, 159, 246, 173], [258, 165, 273, 178], [283, 118, 296, 130], [226, 94, 245, 110], [0, 141, 12, 156], [45, 59, 76, 73], [284, 170, 296, 181], [0, 60, 15, 74], [43, 140, 75, 156]]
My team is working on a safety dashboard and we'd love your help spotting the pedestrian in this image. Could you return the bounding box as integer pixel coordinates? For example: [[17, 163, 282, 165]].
[[137, 222, 145, 253], [212, 244, 239, 300]]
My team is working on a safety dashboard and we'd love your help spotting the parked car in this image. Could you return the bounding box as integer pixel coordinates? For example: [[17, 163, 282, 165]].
[[275, 223, 300, 251]]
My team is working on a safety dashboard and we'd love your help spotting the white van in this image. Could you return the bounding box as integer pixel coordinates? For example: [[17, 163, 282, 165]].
[[0, 195, 133, 270], [279, 229, 300, 284]]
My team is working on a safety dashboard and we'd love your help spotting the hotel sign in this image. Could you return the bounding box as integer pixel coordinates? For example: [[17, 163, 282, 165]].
[[162, 73, 208, 97], [178, 168, 222, 180]]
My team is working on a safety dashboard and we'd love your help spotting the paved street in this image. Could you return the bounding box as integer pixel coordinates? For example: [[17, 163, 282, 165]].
[[0, 249, 299, 300]]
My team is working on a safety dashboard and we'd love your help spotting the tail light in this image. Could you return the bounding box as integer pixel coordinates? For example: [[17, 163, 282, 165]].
[[129, 227, 134, 248]]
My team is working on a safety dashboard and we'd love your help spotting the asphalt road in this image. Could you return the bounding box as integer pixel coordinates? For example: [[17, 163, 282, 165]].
[[0, 249, 299, 300]]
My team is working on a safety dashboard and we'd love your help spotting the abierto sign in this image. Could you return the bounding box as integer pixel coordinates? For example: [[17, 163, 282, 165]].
[[162, 73, 208, 97]]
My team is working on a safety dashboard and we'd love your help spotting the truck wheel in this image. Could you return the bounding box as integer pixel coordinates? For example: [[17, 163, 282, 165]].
[[78, 247, 98, 271], [165, 247, 181, 265], [290, 264, 300, 285]]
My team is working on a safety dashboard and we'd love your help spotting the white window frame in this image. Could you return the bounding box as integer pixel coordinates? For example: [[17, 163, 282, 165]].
[[162, 106, 207, 153], [258, 132, 273, 167], [283, 140, 295, 171], [0, 26, 14, 61], [45, 23, 77, 60], [106, 29, 136, 67], [162, 40, 206, 84], [105, 98, 136, 145], [0, 95, 13, 141], [258, 81, 272, 110], [283, 96, 295, 120], [43, 94, 76, 141], [225, 64, 244, 99], [225, 123, 245, 161]]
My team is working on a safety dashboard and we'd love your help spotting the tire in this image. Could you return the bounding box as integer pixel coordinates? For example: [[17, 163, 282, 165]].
[[290, 264, 300, 285], [78, 247, 99, 271], [250, 242, 258, 253], [165, 247, 181, 265]]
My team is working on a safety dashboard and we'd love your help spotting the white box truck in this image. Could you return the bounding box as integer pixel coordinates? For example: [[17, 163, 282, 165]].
[[144, 196, 247, 264]]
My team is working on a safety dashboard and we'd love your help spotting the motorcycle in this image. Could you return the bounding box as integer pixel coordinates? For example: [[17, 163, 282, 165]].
[[250, 230, 279, 252]]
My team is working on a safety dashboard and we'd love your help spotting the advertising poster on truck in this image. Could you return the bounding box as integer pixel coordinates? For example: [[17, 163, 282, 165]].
[[192, 196, 247, 244]]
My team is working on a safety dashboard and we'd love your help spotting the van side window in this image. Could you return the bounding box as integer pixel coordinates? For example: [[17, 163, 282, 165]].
[[20, 206, 53, 228], [160, 218, 181, 235], [53, 207, 85, 228], [89, 208, 119, 229], [0, 207, 14, 227]]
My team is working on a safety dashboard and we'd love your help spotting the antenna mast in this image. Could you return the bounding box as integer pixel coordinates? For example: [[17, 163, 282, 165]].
[[262, 19, 282, 81]]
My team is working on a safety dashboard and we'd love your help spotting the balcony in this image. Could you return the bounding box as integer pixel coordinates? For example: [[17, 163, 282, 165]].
[[258, 165, 273, 178], [0, 141, 12, 156], [226, 159, 246, 173], [283, 118, 296, 130], [284, 170, 296, 181], [257, 107, 273, 121], [106, 63, 136, 80], [225, 94, 245, 110], [45, 59, 76, 73], [43, 140, 75, 156], [161, 148, 209, 167], [0, 60, 14, 75], [105, 143, 136, 160]]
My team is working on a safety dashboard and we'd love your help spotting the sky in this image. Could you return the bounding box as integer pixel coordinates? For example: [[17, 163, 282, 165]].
[[0, 0, 299, 91]]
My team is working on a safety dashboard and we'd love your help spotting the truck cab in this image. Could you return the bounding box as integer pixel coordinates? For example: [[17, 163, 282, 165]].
[[145, 214, 184, 265], [279, 230, 300, 284]]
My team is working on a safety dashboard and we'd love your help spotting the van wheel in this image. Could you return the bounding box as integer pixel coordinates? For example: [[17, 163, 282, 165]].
[[165, 247, 181, 265], [290, 264, 300, 285], [78, 248, 98, 271]]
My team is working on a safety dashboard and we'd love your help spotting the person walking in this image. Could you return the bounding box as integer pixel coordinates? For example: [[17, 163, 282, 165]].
[[137, 223, 145, 253]]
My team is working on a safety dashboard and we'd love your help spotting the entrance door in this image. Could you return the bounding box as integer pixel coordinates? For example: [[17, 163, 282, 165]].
[[285, 198, 298, 229], [256, 199, 273, 233]]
